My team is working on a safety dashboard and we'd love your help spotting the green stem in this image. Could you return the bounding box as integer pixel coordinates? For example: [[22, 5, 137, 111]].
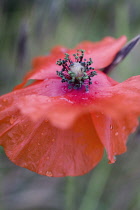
[[65, 177, 76, 210], [79, 159, 112, 210]]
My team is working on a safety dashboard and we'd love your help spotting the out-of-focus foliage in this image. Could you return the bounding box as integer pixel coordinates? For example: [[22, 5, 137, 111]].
[[0, 0, 140, 210]]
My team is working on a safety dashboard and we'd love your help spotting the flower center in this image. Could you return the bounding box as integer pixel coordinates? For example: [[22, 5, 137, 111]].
[[56, 49, 97, 91]]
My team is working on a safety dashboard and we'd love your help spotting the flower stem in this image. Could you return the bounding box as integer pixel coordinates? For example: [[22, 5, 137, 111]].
[[65, 177, 76, 210], [79, 159, 112, 210]]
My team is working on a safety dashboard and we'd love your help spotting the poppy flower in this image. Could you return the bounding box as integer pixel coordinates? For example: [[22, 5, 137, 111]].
[[0, 35, 140, 177]]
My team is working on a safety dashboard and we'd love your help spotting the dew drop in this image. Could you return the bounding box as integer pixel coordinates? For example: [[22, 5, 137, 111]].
[[110, 125, 113, 130], [52, 138, 55, 142], [108, 156, 116, 164], [94, 81, 99, 84], [38, 143, 41, 146], [3, 98, 7, 102], [132, 127, 136, 133], [46, 156, 50, 160], [114, 156, 116, 160], [122, 126, 126, 130], [46, 171, 53, 177], [115, 132, 119, 136], [62, 86, 72, 93], [41, 69, 45, 73], [41, 132, 44, 136], [10, 117, 15, 125]]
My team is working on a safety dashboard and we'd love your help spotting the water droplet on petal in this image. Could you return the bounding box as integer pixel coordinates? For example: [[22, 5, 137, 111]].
[[41, 69, 45, 74], [122, 126, 126, 130], [62, 86, 72, 93], [52, 138, 55, 142], [46, 171, 53, 177], [3, 98, 7, 102], [46, 156, 50, 160], [115, 132, 119, 136], [38, 143, 41, 146], [94, 81, 99, 84], [132, 127, 136, 133], [10, 117, 15, 125], [108, 156, 116, 164], [114, 156, 116, 160], [110, 125, 113, 130]]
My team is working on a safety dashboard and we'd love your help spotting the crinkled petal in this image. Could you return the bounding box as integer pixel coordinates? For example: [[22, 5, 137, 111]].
[[61, 75, 140, 121], [12, 72, 140, 131], [14, 46, 68, 90], [90, 75, 140, 162], [0, 78, 89, 129], [75, 37, 119, 50], [16, 70, 115, 129], [91, 112, 138, 163], [14, 36, 126, 90], [14, 57, 61, 90], [0, 105, 103, 176], [72, 36, 127, 69], [18, 94, 83, 129], [50, 45, 68, 54], [92, 75, 140, 118]]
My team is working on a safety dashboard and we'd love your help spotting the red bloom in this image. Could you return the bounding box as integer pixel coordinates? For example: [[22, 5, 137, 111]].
[[0, 36, 140, 177]]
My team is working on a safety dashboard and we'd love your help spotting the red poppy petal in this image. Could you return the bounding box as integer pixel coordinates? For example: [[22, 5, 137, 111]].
[[71, 36, 127, 69], [15, 70, 113, 129], [92, 75, 140, 118], [90, 75, 140, 162], [13, 73, 140, 131], [0, 108, 104, 176], [75, 36, 117, 50], [91, 112, 138, 163], [14, 46, 68, 90], [50, 74, 140, 129], [1, 79, 85, 130], [31, 36, 126, 80], [14, 70, 119, 129], [14, 36, 126, 90], [14, 57, 62, 90], [50, 45, 68, 54], [17, 94, 81, 129]]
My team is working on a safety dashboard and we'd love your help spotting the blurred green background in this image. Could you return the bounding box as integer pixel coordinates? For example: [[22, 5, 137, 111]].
[[0, 0, 140, 210]]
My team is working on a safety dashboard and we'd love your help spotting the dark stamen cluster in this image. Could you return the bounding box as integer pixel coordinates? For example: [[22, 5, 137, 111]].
[[56, 49, 97, 92]]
